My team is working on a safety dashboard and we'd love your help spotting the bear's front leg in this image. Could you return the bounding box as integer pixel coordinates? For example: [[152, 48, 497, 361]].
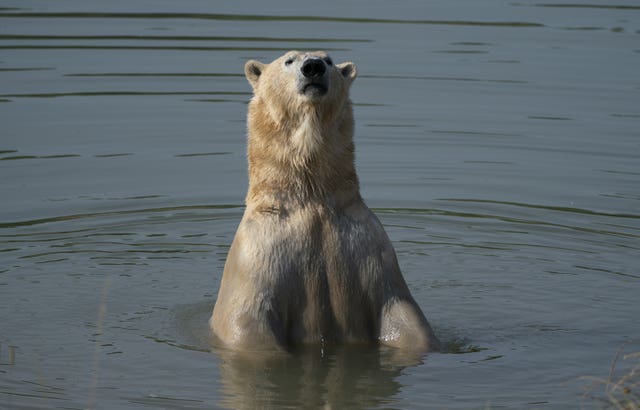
[[379, 297, 441, 353], [210, 298, 288, 351]]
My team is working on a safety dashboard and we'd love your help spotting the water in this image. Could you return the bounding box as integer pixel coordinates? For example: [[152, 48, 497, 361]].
[[1, 1, 639, 408]]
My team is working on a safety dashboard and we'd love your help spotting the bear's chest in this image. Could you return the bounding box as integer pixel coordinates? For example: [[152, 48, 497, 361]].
[[240, 204, 390, 342]]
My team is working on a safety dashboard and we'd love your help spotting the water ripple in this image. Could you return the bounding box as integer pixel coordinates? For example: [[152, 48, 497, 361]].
[[0, 153, 80, 160], [174, 152, 232, 158], [363, 74, 528, 84], [437, 198, 640, 220], [0, 67, 55, 72], [0, 12, 545, 27], [0, 45, 334, 52], [0, 204, 243, 229], [375, 205, 639, 241], [0, 91, 249, 99], [0, 34, 371, 43], [65, 73, 243, 78], [534, 4, 640, 10]]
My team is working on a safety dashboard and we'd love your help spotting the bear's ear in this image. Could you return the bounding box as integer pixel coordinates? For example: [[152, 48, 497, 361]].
[[244, 60, 265, 89], [337, 62, 357, 84]]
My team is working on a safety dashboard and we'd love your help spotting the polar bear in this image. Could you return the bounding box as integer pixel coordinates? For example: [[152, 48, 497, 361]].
[[210, 51, 440, 353]]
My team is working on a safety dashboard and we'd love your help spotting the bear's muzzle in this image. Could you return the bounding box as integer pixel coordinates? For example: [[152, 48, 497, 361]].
[[299, 57, 328, 97]]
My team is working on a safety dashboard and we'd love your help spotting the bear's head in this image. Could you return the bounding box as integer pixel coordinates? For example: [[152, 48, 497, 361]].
[[244, 51, 357, 127], [244, 51, 360, 202]]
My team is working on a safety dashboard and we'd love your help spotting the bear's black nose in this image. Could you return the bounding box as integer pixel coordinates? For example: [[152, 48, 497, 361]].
[[301, 58, 326, 78]]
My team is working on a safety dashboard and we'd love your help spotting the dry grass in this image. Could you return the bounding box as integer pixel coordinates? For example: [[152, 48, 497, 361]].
[[579, 343, 640, 410]]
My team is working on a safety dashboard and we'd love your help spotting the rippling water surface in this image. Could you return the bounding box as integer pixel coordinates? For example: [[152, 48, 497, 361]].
[[1, 1, 639, 409]]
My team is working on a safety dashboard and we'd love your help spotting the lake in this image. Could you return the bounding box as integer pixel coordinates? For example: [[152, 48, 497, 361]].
[[1, 1, 639, 409]]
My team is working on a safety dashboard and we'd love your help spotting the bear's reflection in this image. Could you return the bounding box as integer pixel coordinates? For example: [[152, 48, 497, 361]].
[[214, 344, 425, 409]]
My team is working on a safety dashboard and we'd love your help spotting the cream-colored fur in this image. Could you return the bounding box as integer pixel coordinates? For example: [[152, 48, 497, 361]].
[[210, 51, 439, 353]]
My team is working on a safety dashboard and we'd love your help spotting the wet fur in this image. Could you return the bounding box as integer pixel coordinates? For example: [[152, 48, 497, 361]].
[[210, 51, 439, 353]]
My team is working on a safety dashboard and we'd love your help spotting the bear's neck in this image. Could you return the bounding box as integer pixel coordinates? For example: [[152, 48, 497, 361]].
[[245, 100, 361, 212]]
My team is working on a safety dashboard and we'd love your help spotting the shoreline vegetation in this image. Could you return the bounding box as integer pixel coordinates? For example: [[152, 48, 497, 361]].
[[579, 344, 640, 409]]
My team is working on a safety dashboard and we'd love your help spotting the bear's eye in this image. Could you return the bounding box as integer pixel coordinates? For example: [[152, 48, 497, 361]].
[[324, 57, 333, 66], [285, 58, 294, 66]]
